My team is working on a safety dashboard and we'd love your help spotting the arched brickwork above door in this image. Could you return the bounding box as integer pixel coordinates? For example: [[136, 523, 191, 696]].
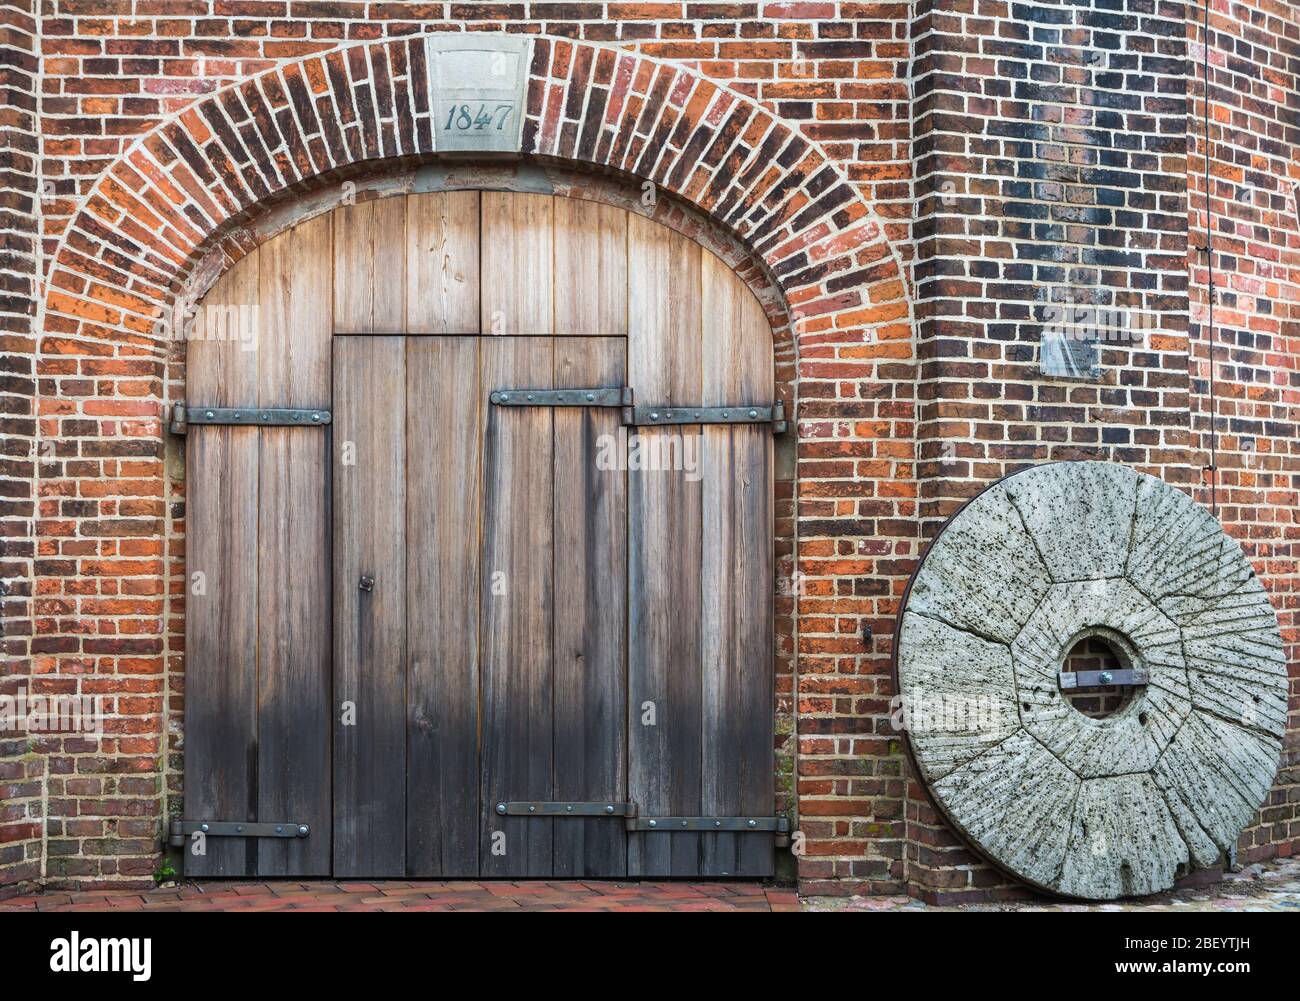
[[42, 34, 909, 366]]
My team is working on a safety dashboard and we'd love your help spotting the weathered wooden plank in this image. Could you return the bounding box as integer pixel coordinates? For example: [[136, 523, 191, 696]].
[[552, 337, 628, 876], [479, 336, 555, 876], [554, 198, 627, 336], [406, 336, 482, 876], [626, 215, 705, 876], [480, 191, 553, 336], [332, 336, 407, 876], [407, 190, 480, 334], [183, 252, 259, 877], [253, 219, 333, 876], [187, 248, 259, 406], [333, 196, 406, 333], [699, 251, 775, 876], [184, 426, 259, 877]]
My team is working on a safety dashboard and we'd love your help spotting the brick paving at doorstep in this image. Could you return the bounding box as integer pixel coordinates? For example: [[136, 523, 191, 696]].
[[0, 881, 802, 913], [804, 856, 1300, 913]]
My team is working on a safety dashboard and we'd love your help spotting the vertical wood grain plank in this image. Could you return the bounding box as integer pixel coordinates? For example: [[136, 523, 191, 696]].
[[479, 336, 555, 876], [552, 336, 628, 876], [254, 219, 333, 876], [626, 214, 705, 876], [479, 191, 553, 336], [406, 190, 481, 334], [700, 252, 775, 876], [332, 336, 407, 876], [333, 197, 407, 333], [554, 198, 627, 336], [183, 252, 260, 877], [406, 336, 482, 876]]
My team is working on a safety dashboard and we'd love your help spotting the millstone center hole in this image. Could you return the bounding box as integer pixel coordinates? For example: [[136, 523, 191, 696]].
[[1060, 635, 1144, 720]]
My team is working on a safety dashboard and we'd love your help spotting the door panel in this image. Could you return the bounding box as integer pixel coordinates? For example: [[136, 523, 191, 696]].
[[405, 336, 482, 876], [184, 238, 332, 878], [552, 337, 628, 876], [479, 337, 556, 875], [332, 336, 408, 877]]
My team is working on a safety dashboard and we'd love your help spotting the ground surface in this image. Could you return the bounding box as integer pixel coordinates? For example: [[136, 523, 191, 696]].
[[3, 856, 1295, 912], [0, 880, 799, 912], [804, 855, 1300, 912]]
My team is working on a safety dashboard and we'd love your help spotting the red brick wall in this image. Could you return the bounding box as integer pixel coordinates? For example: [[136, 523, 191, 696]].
[[1188, 0, 1299, 867], [2, 1, 1295, 900]]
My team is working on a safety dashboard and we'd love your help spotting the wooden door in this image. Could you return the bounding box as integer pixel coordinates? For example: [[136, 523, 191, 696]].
[[187, 188, 775, 880], [183, 219, 332, 877]]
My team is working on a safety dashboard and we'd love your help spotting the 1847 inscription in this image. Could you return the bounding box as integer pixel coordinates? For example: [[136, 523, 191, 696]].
[[427, 36, 531, 153]]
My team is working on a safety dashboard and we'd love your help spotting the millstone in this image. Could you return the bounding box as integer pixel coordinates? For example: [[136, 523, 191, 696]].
[[896, 461, 1286, 899]]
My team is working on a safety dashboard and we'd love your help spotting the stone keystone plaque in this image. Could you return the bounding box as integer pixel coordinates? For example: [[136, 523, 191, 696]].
[[426, 35, 532, 153]]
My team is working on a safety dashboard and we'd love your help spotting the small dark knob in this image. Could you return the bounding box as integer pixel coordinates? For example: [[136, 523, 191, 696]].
[[359, 575, 375, 592]]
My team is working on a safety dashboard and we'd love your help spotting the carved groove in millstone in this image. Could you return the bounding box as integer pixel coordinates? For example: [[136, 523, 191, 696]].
[[898, 461, 1285, 899]]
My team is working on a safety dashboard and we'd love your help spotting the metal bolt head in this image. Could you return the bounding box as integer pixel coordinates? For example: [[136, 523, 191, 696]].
[[1099, 671, 1114, 685], [604, 805, 614, 815], [496, 803, 507, 815], [275, 825, 284, 834], [650, 411, 659, 421], [204, 410, 215, 420], [566, 805, 574, 813], [749, 410, 758, 419], [585, 393, 595, 402], [298, 826, 309, 836], [311, 412, 322, 422], [747, 819, 757, 828], [648, 819, 657, 828], [200, 823, 210, 833], [528, 805, 536, 813]]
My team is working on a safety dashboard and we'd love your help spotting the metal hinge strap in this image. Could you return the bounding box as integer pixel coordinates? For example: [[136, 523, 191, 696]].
[[169, 403, 331, 434], [167, 819, 309, 847], [625, 402, 787, 434], [495, 801, 637, 817], [1058, 668, 1148, 690], [489, 387, 633, 408], [626, 816, 790, 833]]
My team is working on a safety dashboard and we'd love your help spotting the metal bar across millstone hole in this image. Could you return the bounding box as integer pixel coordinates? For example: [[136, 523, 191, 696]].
[[626, 816, 790, 833], [625, 401, 786, 433], [496, 801, 638, 817], [167, 819, 309, 847], [1058, 668, 1149, 690], [489, 387, 632, 407], [170, 403, 331, 434]]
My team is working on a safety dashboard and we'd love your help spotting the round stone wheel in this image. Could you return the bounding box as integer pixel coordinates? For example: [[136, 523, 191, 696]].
[[895, 461, 1287, 899]]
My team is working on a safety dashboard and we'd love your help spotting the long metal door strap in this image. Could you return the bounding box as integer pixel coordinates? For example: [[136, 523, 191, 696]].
[[169, 403, 331, 434], [624, 402, 787, 434], [167, 820, 309, 847], [488, 386, 788, 433], [627, 816, 789, 834], [488, 387, 633, 408], [495, 801, 638, 817], [497, 803, 789, 844]]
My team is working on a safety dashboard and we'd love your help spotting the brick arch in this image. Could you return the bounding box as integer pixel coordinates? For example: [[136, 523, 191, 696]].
[[42, 34, 909, 368]]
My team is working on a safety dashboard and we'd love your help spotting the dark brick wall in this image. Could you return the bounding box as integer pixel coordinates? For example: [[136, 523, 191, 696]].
[[0, 0, 41, 898]]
